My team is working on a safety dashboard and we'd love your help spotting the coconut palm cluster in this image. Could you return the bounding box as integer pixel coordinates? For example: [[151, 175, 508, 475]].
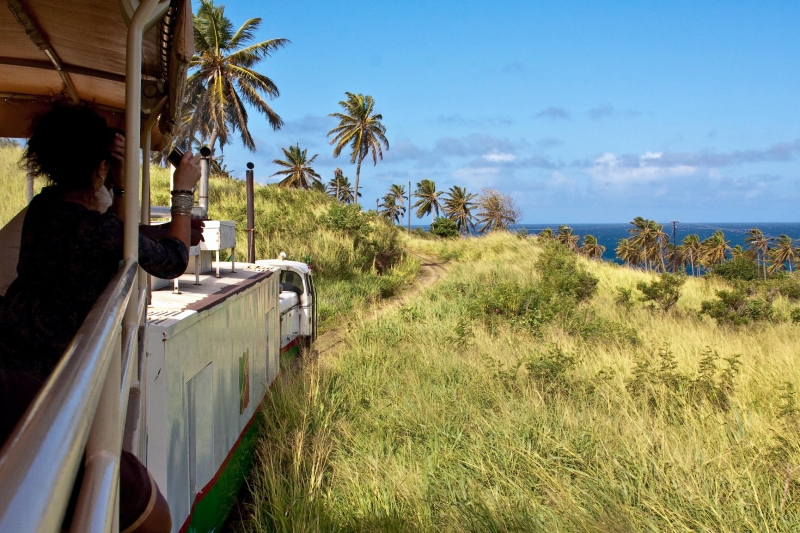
[[540, 217, 798, 277], [371, 181, 520, 235]]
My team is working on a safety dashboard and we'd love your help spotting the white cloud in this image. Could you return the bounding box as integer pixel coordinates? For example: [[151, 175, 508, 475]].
[[482, 151, 516, 163], [451, 166, 501, 188], [587, 151, 696, 186]]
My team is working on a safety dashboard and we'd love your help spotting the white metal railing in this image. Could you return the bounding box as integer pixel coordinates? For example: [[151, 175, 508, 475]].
[[0, 260, 138, 533]]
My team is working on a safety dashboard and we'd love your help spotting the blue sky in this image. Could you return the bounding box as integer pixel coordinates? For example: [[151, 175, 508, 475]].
[[205, 0, 800, 223]]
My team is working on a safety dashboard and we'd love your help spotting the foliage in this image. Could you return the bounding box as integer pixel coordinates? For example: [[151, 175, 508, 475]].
[[700, 287, 776, 326], [270, 145, 321, 189], [462, 242, 598, 333], [636, 273, 686, 312], [626, 345, 741, 412], [443, 185, 476, 234], [412, 179, 442, 221], [327, 93, 389, 203], [710, 256, 758, 281], [187, 0, 288, 152], [475, 188, 521, 233], [429, 217, 459, 239], [0, 138, 19, 149]]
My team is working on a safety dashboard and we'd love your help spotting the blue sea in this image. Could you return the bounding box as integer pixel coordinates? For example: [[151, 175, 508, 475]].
[[410, 222, 800, 263]]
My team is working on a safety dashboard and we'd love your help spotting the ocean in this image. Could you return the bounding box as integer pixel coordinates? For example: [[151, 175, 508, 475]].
[[409, 222, 800, 263]]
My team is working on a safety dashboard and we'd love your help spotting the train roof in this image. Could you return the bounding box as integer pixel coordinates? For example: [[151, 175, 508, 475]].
[[0, 0, 193, 142]]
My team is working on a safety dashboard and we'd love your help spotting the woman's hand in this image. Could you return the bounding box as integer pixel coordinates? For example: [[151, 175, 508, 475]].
[[173, 151, 201, 190]]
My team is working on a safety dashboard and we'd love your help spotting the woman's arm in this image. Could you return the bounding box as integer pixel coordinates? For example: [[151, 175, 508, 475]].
[[168, 150, 202, 251]]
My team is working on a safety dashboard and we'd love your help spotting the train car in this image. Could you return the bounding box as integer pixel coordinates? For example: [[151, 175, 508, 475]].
[[0, 2, 315, 532]]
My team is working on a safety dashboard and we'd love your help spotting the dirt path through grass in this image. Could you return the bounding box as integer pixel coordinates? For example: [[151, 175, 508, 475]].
[[311, 251, 448, 360]]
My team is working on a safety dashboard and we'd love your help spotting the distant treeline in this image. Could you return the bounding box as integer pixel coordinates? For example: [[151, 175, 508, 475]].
[[538, 217, 796, 279]]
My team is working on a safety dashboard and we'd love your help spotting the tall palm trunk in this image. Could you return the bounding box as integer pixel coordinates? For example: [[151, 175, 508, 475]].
[[354, 157, 363, 205], [208, 126, 219, 156]]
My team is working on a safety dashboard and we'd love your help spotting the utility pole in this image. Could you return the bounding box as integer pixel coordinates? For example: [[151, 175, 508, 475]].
[[670, 220, 679, 247], [407, 180, 411, 234], [376, 198, 379, 212]]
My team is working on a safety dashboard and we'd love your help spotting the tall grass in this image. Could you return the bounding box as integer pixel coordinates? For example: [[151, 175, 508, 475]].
[[0, 144, 43, 226], [240, 233, 800, 532]]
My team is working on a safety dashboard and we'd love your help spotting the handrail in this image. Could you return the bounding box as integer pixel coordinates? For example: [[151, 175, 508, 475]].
[[0, 260, 138, 533]]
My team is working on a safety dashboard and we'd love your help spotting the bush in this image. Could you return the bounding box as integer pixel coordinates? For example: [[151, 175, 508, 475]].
[[319, 203, 373, 241], [700, 287, 775, 326], [429, 217, 459, 239], [710, 257, 758, 281], [462, 242, 599, 334], [775, 275, 800, 301], [792, 308, 800, 324], [627, 345, 741, 412], [637, 273, 686, 312]]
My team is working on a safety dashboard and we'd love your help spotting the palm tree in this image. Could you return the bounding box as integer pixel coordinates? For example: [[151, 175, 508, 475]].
[[538, 228, 555, 240], [665, 243, 686, 273], [327, 93, 389, 204], [187, 0, 288, 154], [769, 235, 797, 274], [731, 244, 746, 260], [475, 188, 521, 233], [379, 195, 405, 225], [557, 225, 580, 253], [682, 234, 701, 276], [443, 185, 477, 234], [745, 227, 771, 280], [387, 184, 406, 207], [616, 238, 641, 268], [580, 235, 605, 260], [628, 217, 668, 271], [270, 144, 321, 189], [327, 175, 359, 204], [413, 179, 442, 222], [699, 230, 729, 269]]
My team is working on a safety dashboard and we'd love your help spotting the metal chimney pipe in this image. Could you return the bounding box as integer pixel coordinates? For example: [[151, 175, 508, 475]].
[[197, 146, 211, 219], [246, 162, 255, 263]]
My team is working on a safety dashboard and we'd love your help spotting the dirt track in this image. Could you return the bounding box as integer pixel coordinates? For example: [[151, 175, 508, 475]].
[[311, 252, 448, 360]]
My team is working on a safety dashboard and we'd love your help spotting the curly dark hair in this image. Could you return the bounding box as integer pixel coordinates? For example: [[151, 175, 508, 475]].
[[23, 104, 112, 192]]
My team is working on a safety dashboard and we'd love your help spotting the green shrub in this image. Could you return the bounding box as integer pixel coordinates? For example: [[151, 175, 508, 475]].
[[615, 287, 634, 310], [627, 345, 741, 412], [536, 242, 599, 303], [429, 217, 459, 238], [319, 203, 373, 241], [776, 275, 800, 301], [791, 308, 800, 324], [700, 287, 775, 326], [710, 257, 758, 281], [637, 273, 686, 312]]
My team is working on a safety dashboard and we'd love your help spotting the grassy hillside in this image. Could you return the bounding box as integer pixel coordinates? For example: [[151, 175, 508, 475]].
[[1, 146, 418, 330], [240, 233, 800, 532], [0, 144, 42, 225]]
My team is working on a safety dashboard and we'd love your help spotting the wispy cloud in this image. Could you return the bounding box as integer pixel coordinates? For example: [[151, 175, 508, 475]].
[[435, 133, 528, 158], [534, 107, 570, 120], [482, 151, 516, 163], [537, 137, 564, 148], [501, 60, 526, 74], [586, 104, 641, 120], [436, 114, 514, 127]]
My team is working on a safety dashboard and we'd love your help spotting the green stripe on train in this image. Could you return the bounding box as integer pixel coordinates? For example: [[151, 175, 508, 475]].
[[185, 415, 262, 533]]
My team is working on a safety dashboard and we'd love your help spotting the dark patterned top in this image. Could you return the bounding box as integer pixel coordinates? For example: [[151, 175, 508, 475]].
[[0, 187, 188, 379]]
